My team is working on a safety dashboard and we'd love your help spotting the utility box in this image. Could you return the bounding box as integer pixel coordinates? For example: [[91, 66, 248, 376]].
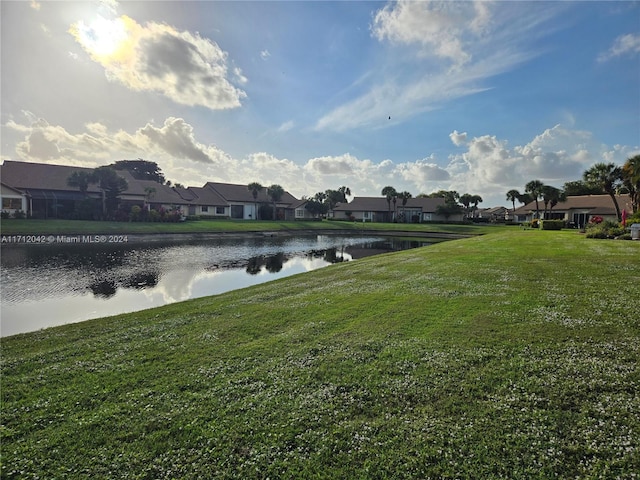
[[630, 223, 640, 240]]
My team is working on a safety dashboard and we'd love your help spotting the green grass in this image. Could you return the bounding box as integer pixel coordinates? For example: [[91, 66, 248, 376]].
[[2, 230, 639, 478], [0, 218, 505, 235]]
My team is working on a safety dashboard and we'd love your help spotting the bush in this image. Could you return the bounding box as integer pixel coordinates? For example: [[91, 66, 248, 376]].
[[541, 220, 564, 230], [12, 210, 26, 219], [585, 220, 626, 239], [1, 210, 10, 219]]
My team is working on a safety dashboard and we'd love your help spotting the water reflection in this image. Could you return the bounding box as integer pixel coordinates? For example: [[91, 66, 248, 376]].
[[1, 235, 431, 336]]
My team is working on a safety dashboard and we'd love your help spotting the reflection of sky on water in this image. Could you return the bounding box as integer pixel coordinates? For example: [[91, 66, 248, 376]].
[[2, 235, 417, 337]]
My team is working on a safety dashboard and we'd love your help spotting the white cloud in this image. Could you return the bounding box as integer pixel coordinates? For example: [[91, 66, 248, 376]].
[[260, 49, 271, 60], [598, 33, 640, 62], [69, 15, 246, 110], [317, 1, 548, 132], [277, 120, 294, 132], [371, 0, 489, 66], [449, 130, 468, 146], [5, 114, 638, 207], [443, 124, 639, 206]]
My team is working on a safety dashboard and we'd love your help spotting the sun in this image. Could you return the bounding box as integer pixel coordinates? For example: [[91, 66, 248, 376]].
[[71, 15, 127, 59]]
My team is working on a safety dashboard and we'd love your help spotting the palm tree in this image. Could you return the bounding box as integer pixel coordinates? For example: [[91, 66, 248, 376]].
[[506, 189, 521, 214], [622, 154, 640, 213], [470, 194, 483, 218], [381, 186, 397, 222], [541, 185, 563, 219], [247, 182, 263, 220], [337, 186, 351, 203], [459, 193, 473, 218], [583, 163, 623, 220], [267, 184, 285, 220], [91, 166, 128, 218], [525, 180, 544, 219], [397, 191, 412, 222]]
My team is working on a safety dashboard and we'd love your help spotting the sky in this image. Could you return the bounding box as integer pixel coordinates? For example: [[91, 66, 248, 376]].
[[1, 0, 639, 207]]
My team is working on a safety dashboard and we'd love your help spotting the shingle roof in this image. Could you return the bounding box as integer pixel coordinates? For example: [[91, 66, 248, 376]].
[[205, 182, 298, 205], [513, 194, 633, 215], [0, 161, 300, 209], [1, 160, 102, 194], [187, 185, 228, 206], [0, 160, 142, 196], [334, 196, 445, 212]]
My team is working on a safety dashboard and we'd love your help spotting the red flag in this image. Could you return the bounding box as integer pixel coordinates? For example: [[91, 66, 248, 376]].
[[622, 209, 627, 227]]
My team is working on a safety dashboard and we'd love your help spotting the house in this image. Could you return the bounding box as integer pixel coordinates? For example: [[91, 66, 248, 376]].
[[332, 196, 463, 223], [0, 160, 300, 220], [512, 194, 633, 227], [0, 160, 139, 218], [475, 206, 509, 222], [1, 183, 27, 215]]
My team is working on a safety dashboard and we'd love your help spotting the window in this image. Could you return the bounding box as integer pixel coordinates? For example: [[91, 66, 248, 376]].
[[364, 211, 371, 219], [295, 208, 304, 218], [2, 198, 22, 210], [201, 206, 208, 212], [216, 206, 225, 215], [423, 213, 432, 221]]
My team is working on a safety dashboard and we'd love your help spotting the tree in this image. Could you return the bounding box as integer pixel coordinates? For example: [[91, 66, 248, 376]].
[[397, 191, 412, 222], [247, 182, 263, 220], [67, 171, 93, 195], [525, 180, 544, 219], [112, 159, 166, 184], [541, 185, 564, 219], [324, 190, 343, 212], [622, 154, 640, 213], [435, 203, 463, 219], [563, 180, 601, 196], [470, 194, 483, 217], [304, 199, 326, 218], [91, 166, 128, 217], [267, 184, 285, 220], [337, 186, 351, 203], [381, 186, 397, 222], [506, 189, 521, 213], [459, 193, 473, 218], [428, 190, 459, 206], [583, 163, 623, 220], [144, 187, 156, 212]]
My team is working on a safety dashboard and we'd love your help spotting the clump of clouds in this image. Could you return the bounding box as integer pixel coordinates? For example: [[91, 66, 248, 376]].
[[371, 0, 491, 66], [598, 33, 640, 62], [69, 15, 246, 110]]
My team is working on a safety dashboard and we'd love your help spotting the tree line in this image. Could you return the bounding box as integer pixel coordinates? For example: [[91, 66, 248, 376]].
[[506, 155, 640, 220]]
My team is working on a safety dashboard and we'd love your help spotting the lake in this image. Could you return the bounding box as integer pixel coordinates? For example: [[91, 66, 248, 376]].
[[1, 234, 432, 336]]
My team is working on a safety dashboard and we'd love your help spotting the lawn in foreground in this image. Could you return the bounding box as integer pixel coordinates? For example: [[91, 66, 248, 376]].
[[1, 230, 638, 478]]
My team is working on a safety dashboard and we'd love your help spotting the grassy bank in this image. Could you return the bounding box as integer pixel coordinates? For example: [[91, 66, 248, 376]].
[[0, 218, 503, 236], [2, 230, 639, 478]]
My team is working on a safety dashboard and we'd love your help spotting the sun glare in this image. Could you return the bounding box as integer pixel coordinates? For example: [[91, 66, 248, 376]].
[[74, 15, 127, 58]]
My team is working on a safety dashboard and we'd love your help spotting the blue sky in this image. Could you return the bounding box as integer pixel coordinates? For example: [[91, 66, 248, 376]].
[[1, 0, 639, 207]]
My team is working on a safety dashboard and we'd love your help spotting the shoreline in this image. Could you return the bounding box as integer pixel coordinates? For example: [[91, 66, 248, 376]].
[[0, 228, 473, 246]]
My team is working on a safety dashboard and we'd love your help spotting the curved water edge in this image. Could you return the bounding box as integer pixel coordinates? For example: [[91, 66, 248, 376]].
[[1, 234, 440, 337]]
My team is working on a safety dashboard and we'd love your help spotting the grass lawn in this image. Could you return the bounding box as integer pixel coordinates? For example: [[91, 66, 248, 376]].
[[1, 230, 639, 478], [0, 218, 505, 236]]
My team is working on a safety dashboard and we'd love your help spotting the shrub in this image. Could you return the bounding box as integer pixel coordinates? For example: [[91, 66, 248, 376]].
[[12, 210, 26, 219], [541, 220, 564, 230], [129, 205, 142, 222], [586, 220, 626, 239], [1, 210, 10, 219]]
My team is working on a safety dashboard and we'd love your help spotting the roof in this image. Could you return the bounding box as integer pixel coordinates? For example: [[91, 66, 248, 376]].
[[513, 194, 633, 215], [0, 160, 141, 197], [205, 182, 298, 205], [1, 160, 100, 194], [334, 196, 445, 212], [1, 161, 300, 209], [187, 185, 228, 206]]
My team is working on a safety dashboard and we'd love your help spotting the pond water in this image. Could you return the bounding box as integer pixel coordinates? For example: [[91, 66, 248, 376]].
[[1, 235, 432, 336]]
